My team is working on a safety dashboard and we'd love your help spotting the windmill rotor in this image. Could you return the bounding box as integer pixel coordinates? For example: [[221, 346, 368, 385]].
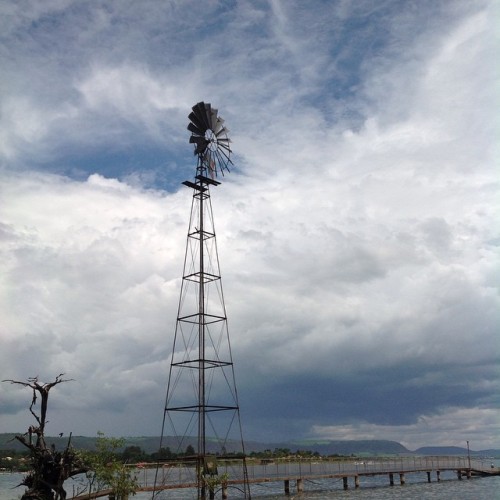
[[188, 101, 232, 176]]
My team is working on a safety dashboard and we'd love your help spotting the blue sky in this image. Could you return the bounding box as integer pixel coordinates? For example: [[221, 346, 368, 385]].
[[1, 0, 498, 451]]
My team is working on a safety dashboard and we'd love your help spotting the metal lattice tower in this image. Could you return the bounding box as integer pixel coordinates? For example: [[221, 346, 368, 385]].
[[153, 103, 250, 500]]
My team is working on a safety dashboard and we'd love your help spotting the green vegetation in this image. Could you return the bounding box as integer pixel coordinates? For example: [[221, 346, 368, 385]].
[[0, 449, 30, 472], [78, 433, 139, 500], [248, 448, 321, 459], [0, 440, 221, 473]]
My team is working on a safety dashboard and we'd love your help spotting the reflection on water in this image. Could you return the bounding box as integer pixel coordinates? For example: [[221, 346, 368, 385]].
[[1, 459, 499, 500]]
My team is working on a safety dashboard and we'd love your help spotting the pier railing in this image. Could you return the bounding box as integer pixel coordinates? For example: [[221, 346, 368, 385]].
[[133, 455, 487, 489], [69, 456, 496, 498], [246, 455, 484, 478]]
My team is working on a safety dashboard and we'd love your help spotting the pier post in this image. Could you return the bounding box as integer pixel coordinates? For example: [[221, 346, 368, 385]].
[[284, 479, 290, 495], [399, 473, 405, 485], [355, 475, 360, 488], [436, 470, 441, 482], [297, 478, 304, 493], [389, 473, 394, 486], [457, 470, 462, 480], [342, 477, 348, 490], [426, 471, 431, 483], [466, 469, 472, 479]]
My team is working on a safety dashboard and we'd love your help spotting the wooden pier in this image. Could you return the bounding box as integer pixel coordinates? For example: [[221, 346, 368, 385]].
[[69, 456, 499, 499]]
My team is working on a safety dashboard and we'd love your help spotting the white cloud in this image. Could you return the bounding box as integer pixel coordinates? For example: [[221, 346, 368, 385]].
[[312, 407, 500, 450], [0, 0, 498, 449]]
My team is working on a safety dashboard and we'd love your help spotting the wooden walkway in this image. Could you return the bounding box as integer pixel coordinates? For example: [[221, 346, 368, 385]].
[[69, 456, 499, 498]]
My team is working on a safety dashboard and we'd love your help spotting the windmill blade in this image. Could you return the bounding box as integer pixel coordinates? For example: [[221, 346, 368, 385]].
[[214, 120, 225, 135], [210, 109, 219, 130], [190, 105, 208, 132], [189, 135, 209, 155], [217, 143, 232, 154], [215, 127, 229, 137], [189, 136, 209, 152], [214, 149, 232, 174], [204, 103, 213, 129], [215, 144, 232, 162], [188, 112, 207, 133], [193, 102, 211, 131], [195, 142, 210, 155], [188, 121, 205, 136], [214, 149, 226, 169]]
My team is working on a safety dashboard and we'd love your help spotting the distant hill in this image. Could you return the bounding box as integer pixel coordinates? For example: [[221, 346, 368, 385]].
[[286, 439, 409, 456], [1, 433, 498, 457], [0, 433, 102, 452], [415, 446, 467, 455], [415, 446, 499, 457]]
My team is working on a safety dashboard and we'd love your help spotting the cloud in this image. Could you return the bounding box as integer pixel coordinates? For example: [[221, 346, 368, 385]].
[[0, 0, 498, 449], [312, 407, 500, 450]]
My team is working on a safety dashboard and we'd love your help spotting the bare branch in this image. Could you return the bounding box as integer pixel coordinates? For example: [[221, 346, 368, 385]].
[[2, 374, 80, 499]]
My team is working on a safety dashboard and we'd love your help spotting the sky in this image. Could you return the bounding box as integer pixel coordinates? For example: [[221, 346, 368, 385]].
[[0, 0, 498, 452]]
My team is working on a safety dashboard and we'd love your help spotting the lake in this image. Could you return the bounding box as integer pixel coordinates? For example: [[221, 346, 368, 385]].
[[2, 460, 499, 500]]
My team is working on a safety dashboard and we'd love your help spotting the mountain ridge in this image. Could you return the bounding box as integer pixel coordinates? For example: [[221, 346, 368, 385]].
[[1, 433, 498, 457]]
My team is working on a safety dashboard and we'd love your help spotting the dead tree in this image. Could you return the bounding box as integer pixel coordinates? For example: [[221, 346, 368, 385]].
[[2, 374, 87, 500]]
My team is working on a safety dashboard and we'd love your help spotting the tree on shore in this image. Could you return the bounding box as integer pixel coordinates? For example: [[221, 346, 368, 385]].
[[2, 374, 87, 500], [80, 432, 138, 499]]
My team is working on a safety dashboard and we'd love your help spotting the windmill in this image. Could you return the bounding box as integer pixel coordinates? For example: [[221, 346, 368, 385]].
[[153, 103, 250, 499]]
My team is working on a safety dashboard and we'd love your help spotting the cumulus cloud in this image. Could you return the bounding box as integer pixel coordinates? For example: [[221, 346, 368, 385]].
[[0, 0, 498, 449]]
